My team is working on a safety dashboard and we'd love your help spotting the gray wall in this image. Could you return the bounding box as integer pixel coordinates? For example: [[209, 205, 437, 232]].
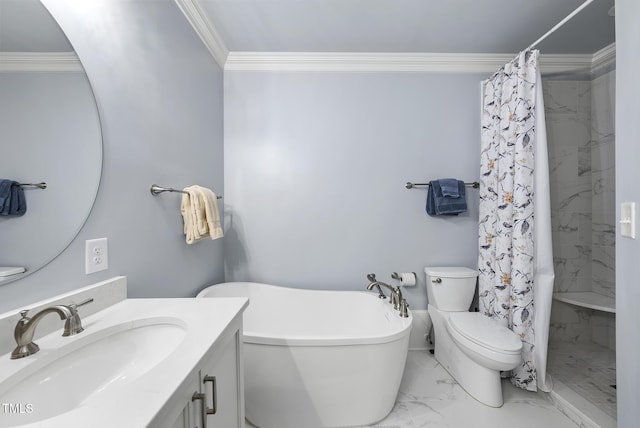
[[224, 71, 484, 309], [615, 0, 640, 425], [0, 0, 225, 313], [0, 72, 101, 276]]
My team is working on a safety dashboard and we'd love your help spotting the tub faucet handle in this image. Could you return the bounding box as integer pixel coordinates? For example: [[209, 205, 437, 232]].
[[366, 273, 377, 282], [390, 286, 403, 310], [399, 299, 410, 318]]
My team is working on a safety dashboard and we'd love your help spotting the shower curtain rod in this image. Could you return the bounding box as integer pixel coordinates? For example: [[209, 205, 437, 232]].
[[527, 0, 594, 50]]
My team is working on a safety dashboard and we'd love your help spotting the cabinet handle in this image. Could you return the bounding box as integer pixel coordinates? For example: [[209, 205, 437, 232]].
[[191, 392, 207, 428], [203, 375, 217, 415]]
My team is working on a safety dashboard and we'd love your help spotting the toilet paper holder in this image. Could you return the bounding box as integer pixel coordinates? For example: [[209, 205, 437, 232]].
[[391, 272, 417, 286]]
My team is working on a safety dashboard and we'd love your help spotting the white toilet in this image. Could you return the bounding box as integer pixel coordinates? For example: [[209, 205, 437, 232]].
[[425, 267, 523, 407]]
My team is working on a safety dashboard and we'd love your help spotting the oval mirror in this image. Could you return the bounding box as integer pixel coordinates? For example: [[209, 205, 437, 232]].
[[0, 0, 102, 284]]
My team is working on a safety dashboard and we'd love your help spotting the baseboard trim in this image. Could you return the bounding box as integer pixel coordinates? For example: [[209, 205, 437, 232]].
[[408, 309, 433, 351]]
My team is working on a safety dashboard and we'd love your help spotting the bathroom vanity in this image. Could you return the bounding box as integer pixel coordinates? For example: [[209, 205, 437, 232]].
[[0, 277, 247, 428], [166, 320, 244, 428]]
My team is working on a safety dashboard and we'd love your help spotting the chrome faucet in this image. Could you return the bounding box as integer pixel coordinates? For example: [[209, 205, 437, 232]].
[[11, 298, 94, 360], [366, 273, 388, 299], [366, 273, 403, 310]]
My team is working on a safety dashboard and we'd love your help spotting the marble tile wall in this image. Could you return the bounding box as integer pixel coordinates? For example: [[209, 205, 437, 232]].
[[591, 72, 616, 300], [545, 70, 616, 350], [545, 80, 593, 296]]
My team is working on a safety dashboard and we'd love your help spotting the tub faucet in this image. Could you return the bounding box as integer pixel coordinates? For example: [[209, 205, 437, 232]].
[[10, 298, 93, 360], [366, 274, 403, 310], [366, 273, 388, 299]]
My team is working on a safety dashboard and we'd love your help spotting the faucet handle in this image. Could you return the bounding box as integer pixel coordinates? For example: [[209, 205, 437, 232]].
[[62, 298, 93, 337], [70, 298, 94, 311], [19, 310, 29, 319], [399, 299, 410, 318], [366, 273, 377, 282]]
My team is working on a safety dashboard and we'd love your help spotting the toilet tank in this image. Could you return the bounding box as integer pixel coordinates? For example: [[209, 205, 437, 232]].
[[425, 267, 478, 312]]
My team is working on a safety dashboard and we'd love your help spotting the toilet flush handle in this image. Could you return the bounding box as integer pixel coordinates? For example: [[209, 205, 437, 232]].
[[432, 277, 442, 283]]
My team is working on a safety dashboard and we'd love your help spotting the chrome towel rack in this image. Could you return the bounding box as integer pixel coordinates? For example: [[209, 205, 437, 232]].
[[150, 184, 222, 199], [19, 182, 47, 189], [405, 181, 480, 189]]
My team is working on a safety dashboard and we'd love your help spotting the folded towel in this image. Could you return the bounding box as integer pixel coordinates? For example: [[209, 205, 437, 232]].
[[0, 179, 26, 216], [197, 186, 223, 239], [426, 179, 467, 216], [181, 185, 223, 244], [438, 178, 460, 198], [0, 180, 12, 214]]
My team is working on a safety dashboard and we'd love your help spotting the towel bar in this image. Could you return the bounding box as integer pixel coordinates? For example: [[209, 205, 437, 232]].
[[150, 184, 222, 199], [19, 182, 47, 189], [405, 181, 479, 189]]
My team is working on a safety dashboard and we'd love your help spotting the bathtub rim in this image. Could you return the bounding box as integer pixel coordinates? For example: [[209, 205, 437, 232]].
[[197, 281, 413, 347]]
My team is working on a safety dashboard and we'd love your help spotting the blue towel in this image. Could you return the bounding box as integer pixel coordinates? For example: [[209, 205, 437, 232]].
[[426, 179, 467, 216], [0, 179, 26, 216], [438, 178, 459, 198]]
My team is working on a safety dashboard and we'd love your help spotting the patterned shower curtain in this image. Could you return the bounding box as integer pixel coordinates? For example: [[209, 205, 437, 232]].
[[478, 49, 550, 391]]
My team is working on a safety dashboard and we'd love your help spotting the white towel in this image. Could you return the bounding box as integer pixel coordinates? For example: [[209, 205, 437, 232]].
[[180, 185, 223, 244]]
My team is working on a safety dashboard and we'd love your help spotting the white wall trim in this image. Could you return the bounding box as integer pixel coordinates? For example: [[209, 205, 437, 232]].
[[409, 309, 433, 351], [592, 42, 616, 72], [174, 0, 229, 69], [224, 51, 615, 75], [225, 52, 516, 74], [0, 52, 82, 72]]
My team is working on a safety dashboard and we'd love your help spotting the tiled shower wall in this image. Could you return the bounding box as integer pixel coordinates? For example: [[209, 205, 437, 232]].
[[545, 69, 616, 350]]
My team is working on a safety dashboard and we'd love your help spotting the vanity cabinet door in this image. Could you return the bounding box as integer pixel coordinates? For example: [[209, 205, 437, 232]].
[[169, 404, 190, 428], [199, 329, 244, 427]]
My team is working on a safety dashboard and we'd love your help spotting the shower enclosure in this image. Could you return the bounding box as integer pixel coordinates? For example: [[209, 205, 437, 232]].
[[544, 61, 616, 421]]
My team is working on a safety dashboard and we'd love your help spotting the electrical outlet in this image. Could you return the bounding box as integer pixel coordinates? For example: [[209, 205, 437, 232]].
[[85, 238, 108, 274]]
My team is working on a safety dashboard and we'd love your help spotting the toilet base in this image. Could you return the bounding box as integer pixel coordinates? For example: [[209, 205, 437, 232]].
[[428, 305, 505, 407]]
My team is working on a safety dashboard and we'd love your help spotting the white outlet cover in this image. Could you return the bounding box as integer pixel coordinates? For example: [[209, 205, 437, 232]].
[[620, 202, 636, 239], [86, 238, 109, 274]]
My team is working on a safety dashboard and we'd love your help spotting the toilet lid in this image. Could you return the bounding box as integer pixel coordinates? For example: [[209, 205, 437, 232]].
[[448, 312, 522, 354]]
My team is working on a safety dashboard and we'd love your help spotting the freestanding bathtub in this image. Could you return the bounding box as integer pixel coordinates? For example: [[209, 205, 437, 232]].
[[197, 282, 412, 428]]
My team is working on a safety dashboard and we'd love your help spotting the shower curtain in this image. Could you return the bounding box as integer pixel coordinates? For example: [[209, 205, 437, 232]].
[[478, 49, 555, 392]]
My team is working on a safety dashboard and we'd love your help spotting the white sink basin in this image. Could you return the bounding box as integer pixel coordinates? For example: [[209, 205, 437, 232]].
[[0, 318, 185, 426]]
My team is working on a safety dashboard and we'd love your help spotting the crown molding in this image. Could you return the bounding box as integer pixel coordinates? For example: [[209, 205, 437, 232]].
[[592, 42, 616, 72], [224, 51, 613, 75], [0, 52, 82, 72], [225, 52, 513, 73], [174, 0, 229, 69]]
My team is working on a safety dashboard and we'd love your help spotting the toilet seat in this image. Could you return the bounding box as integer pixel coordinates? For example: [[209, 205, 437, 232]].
[[447, 312, 522, 355]]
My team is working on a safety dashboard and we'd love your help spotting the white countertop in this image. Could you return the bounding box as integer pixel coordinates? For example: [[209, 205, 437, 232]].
[[0, 297, 248, 428]]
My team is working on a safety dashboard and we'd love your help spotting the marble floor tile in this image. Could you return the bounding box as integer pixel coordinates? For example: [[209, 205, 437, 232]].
[[247, 350, 582, 427], [547, 341, 617, 420], [366, 350, 580, 428]]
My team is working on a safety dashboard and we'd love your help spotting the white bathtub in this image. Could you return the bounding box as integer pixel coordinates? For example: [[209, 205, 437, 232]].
[[197, 282, 412, 428]]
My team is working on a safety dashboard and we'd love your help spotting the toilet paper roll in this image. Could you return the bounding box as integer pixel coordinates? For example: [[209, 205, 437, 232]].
[[399, 272, 417, 287]]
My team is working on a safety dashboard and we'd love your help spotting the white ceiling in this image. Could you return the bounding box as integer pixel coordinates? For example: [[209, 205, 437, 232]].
[[199, 0, 615, 54], [0, 0, 72, 52], [0, 0, 615, 55]]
